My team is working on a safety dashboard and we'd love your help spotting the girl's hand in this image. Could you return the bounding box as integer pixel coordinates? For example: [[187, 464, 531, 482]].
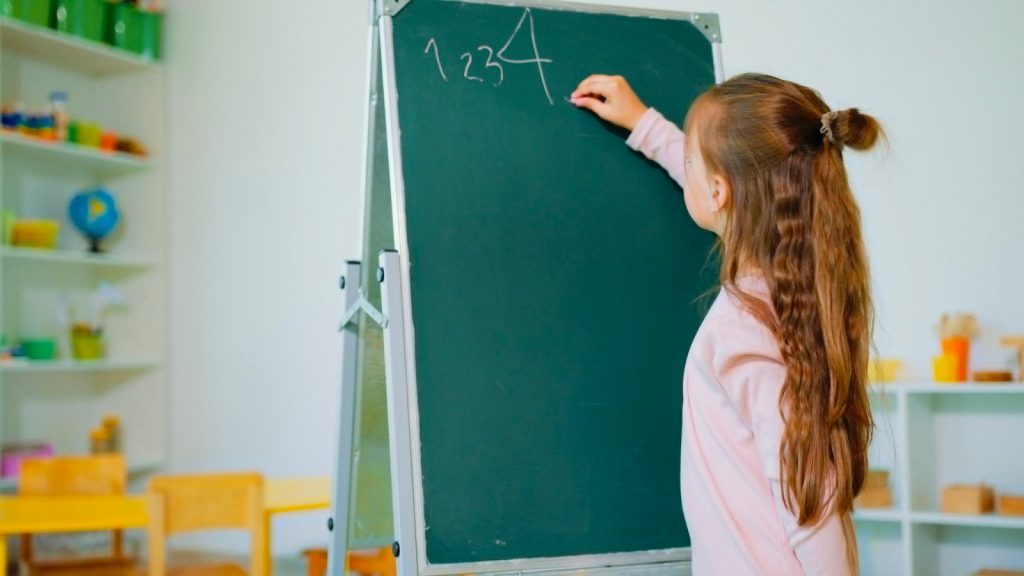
[[570, 74, 649, 131]]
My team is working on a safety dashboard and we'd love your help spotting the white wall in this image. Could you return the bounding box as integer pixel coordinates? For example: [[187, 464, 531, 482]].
[[165, 0, 1024, 556], [165, 0, 367, 554]]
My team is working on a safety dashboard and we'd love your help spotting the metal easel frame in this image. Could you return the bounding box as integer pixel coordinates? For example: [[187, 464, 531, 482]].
[[330, 1, 725, 574], [325, 0, 389, 571]]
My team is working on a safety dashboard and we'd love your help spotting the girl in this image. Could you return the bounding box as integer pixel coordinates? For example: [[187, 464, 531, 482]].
[[570, 74, 881, 575]]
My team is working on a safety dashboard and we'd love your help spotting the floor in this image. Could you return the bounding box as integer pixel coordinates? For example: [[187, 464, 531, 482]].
[[3, 548, 313, 576], [275, 556, 309, 576]]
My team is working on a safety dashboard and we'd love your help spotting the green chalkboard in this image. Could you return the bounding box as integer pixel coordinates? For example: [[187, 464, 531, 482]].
[[387, 0, 717, 566]]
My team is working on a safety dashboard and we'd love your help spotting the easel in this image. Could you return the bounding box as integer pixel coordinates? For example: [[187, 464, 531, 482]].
[[326, 0, 418, 573], [327, 1, 723, 575]]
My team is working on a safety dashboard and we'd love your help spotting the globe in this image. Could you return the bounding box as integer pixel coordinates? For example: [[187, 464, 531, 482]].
[[69, 188, 119, 253]]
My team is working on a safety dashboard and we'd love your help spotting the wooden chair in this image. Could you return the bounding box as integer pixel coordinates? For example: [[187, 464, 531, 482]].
[[18, 454, 137, 576], [301, 546, 395, 576], [147, 472, 266, 576]]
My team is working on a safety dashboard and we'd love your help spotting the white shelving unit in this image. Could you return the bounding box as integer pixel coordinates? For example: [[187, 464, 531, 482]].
[[0, 358, 159, 373], [0, 18, 157, 76], [856, 382, 1024, 576], [1, 245, 158, 269], [0, 130, 154, 175], [0, 17, 164, 491]]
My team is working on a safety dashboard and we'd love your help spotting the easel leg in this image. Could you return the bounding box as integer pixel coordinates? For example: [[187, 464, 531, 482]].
[[328, 261, 363, 576], [379, 250, 419, 576]]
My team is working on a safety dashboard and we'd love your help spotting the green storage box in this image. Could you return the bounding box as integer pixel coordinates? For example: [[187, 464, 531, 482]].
[[54, 0, 108, 42], [109, 3, 160, 60], [21, 338, 56, 360], [2, 0, 54, 27]]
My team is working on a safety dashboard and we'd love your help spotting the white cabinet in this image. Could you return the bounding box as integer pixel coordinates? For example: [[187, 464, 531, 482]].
[[0, 17, 164, 490], [857, 383, 1024, 575]]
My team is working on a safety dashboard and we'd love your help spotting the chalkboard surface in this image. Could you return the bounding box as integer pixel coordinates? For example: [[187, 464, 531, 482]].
[[387, 0, 718, 566]]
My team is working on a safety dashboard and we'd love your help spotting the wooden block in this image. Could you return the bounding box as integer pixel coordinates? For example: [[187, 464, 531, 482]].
[[941, 484, 995, 514], [1002, 336, 1024, 382], [864, 469, 889, 491], [998, 494, 1024, 517], [854, 486, 893, 509], [975, 570, 1024, 576], [974, 370, 1014, 383]]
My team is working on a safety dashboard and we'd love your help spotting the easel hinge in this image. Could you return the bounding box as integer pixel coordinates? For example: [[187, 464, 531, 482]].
[[340, 290, 388, 330]]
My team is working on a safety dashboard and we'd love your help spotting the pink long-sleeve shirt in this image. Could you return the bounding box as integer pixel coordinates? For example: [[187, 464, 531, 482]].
[[626, 109, 850, 576]]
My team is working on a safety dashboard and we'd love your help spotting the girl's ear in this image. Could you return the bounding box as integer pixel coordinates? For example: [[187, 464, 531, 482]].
[[708, 174, 731, 213]]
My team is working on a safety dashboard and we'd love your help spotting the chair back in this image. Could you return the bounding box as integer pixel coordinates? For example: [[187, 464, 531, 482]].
[[18, 454, 129, 565], [147, 472, 265, 576]]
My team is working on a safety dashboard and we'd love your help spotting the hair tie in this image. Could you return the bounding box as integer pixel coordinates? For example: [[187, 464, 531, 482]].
[[820, 110, 840, 144]]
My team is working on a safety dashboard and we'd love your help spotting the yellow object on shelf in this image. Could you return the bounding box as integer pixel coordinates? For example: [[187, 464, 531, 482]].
[[71, 327, 104, 360], [933, 354, 960, 383], [941, 483, 995, 514], [865, 469, 890, 491], [102, 414, 121, 453], [867, 358, 902, 382], [89, 426, 113, 454], [10, 219, 59, 249], [941, 336, 971, 382], [856, 469, 893, 509], [1002, 336, 1024, 382], [855, 486, 893, 509], [999, 494, 1024, 517]]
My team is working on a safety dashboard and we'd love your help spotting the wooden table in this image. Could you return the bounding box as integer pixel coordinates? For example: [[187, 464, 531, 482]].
[[263, 476, 331, 514], [0, 476, 332, 576], [260, 476, 333, 575]]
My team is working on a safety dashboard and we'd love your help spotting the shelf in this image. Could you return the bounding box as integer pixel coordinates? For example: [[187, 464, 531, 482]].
[[869, 382, 1024, 395], [0, 358, 159, 374], [0, 131, 154, 177], [1, 246, 158, 269], [854, 508, 1024, 529], [0, 8, 166, 525], [0, 17, 157, 77], [912, 511, 1024, 530], [854, 508, 903, 523]]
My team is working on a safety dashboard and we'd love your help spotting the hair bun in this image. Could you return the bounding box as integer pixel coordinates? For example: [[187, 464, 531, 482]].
[[829, 108, 883, 151]]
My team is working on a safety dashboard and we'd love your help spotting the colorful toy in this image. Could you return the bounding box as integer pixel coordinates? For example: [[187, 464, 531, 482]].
[[11, 219, 59, 249], [68, 188, 119, 252], [935, 313, 979, 382]]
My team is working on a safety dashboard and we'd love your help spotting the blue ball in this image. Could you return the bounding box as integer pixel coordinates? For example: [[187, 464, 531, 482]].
[[69, 188, 119, 240]]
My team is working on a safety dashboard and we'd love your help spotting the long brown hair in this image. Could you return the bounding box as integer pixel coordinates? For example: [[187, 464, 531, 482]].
[[687, 73, 882, 571]]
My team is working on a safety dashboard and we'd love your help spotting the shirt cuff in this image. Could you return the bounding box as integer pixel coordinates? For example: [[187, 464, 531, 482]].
[[625, 108, 665, 151]]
